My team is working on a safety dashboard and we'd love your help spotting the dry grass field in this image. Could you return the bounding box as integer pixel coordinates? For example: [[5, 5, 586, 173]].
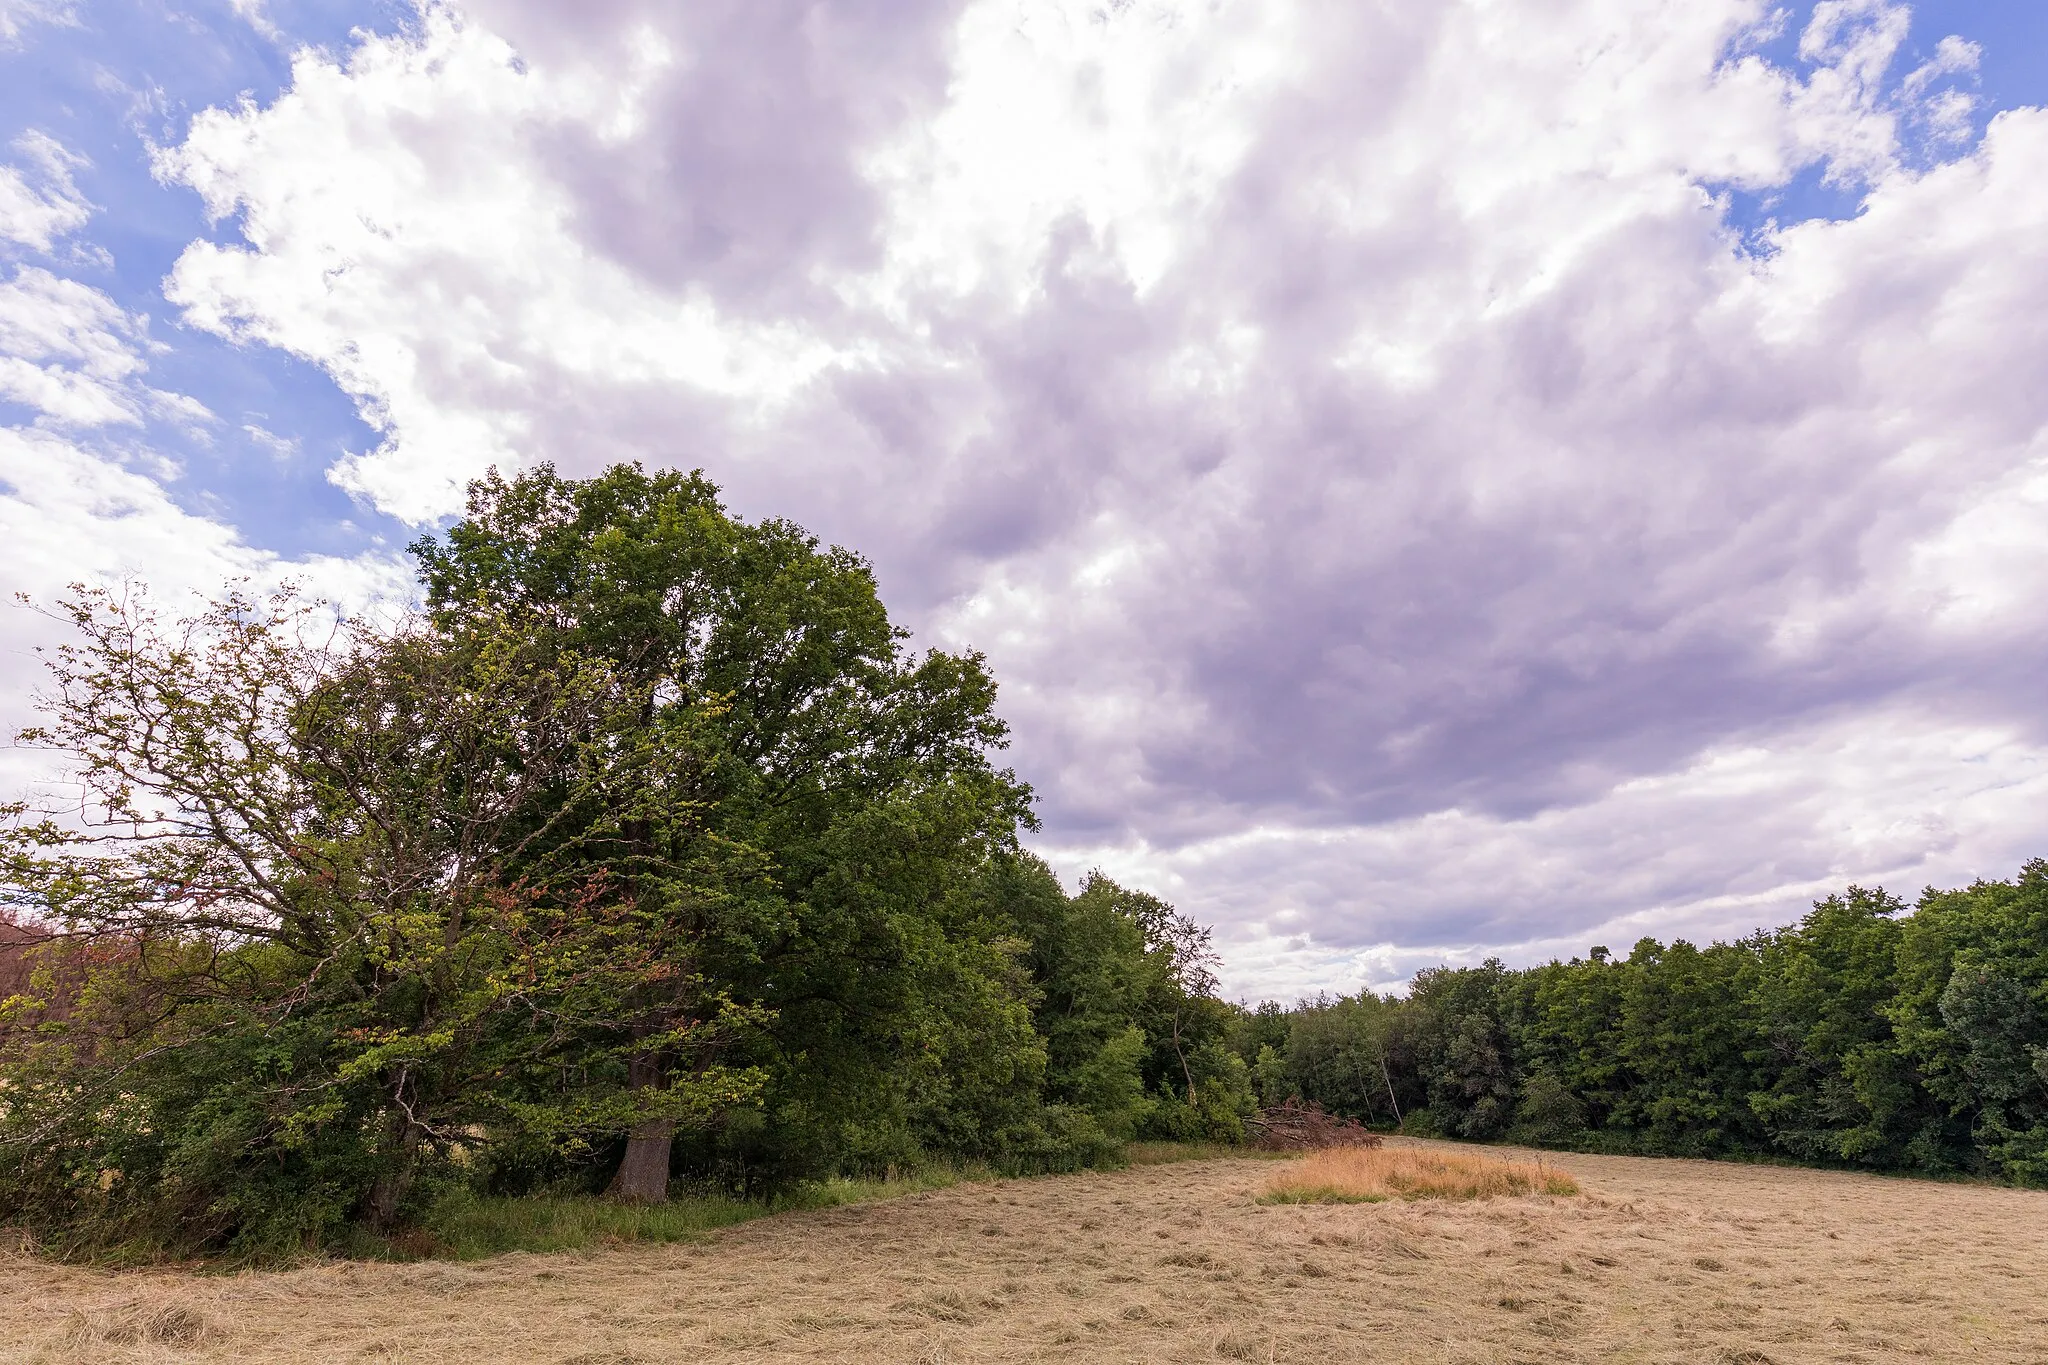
[[1262, 1144, 1581, 1203], [7, 1138, 2048, 1364]]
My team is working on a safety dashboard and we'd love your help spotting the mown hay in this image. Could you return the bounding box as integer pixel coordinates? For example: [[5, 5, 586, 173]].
[[66, 1296, 226, 1348], [9, 1146, 2048, 1363], [1261, 1143, 1580, 1203]]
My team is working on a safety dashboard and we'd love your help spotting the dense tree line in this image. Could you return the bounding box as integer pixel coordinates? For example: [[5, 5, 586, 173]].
[[1231, 871, 2048, 1185], [0, 464, 1251, 1258]]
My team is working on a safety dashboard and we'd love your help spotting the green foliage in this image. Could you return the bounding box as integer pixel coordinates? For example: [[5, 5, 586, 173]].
[[1510, 1072, 1587, 1146], [0, 586, 768, 1257], [411, 464, 1046, 1190], [1271, 992, 1412, 1126], [0, 463, 1248, 1260], [1748, 888, 1930, 1165], [1411, 960, 1518, 1140], [1249, 861, 2048, 1184]]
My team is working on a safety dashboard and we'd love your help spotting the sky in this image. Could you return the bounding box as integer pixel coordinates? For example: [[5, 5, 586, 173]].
[[3, 0, 2047, 1001]]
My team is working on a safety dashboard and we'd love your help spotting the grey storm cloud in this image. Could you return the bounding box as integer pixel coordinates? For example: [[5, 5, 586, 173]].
[[142, 0, 2048, 993]]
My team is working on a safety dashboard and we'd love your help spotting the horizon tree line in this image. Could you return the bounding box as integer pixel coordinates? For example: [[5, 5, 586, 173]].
[[1230, 870, 2048, 1185]]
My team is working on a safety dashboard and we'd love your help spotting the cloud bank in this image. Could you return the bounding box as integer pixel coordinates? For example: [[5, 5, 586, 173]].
[[0, 121, 408, 807], [20, 0, 2048, 995]]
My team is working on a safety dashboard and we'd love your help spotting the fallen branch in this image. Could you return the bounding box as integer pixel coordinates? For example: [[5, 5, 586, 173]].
[[1246, 1098, 1385, 1151]]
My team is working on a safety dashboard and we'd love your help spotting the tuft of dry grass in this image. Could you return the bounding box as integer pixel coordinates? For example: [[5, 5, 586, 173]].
[[64, 1297, 225, 1348], [1260, 1143, 1581, 1204]]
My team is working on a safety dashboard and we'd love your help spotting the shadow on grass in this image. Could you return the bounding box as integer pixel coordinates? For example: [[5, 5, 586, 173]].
[[378, 1142, 1294, 1259], [371, 1168, 980, 1262], [33, 1144, 1288, 1266]]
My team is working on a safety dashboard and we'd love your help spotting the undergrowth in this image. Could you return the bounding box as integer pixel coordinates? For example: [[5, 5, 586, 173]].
[[1127, 1141, 1295, 1166], [376, 1168, 980, 1261]]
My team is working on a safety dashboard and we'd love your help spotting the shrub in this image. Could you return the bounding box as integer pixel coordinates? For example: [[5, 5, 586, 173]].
[[1510, 1072, 1589, 1146]]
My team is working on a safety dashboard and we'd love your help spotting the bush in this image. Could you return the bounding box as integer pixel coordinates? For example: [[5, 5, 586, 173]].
[[1510, 1072, 1589, 1147], [1398, 1107, 1441, 1138]]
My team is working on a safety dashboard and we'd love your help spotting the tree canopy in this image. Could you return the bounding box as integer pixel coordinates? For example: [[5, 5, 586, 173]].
[[0, 464, 1248, 1259]]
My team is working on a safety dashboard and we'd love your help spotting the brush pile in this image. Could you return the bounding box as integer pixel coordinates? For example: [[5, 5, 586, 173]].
[[1245, 1099, 1384, 1151]]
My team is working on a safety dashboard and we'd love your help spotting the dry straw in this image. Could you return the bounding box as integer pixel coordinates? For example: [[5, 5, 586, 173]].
[[65, 1297, 225, 1349], [1261, 1143, 1581, 1203], [9, 1154, 2048, 1362]]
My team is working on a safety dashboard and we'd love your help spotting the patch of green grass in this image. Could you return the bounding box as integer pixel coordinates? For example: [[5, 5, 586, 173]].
[[381, 1147, 1285, 1259], [1126, 1141, 1293, 1166], [791, 1167, 965, 1202], [407, 1191, 765, 1260], [1256, 1185, 1390, 1205]]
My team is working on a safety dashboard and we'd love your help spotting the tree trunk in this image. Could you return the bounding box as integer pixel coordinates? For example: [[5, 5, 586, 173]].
[[363, 1165, 409, 1229], [1171, 1007, 1197, 1107], [609, 1116, 676, 1203], [363, 1097, 420, 1229], [1377, 1048, 1404, 1127], [607, 1051, 671, 1203]]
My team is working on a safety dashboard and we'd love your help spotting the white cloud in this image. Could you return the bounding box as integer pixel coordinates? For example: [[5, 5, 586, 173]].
[[0, 260, 219, 433], [242, 421, 299, 459], [227, 0, 280, 42], [1066, 707, 2048, 1000], [139, 0, 2048, 992], [0, 133, 213, 432], [0, 133, 409, 810], [0, 0, 73, 49], [0, 429, 260, 596], [157, 8, 848, 523], [0, 267, 153, 425], [0, 427, 414, 801], [0, 131, 92, 254]]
